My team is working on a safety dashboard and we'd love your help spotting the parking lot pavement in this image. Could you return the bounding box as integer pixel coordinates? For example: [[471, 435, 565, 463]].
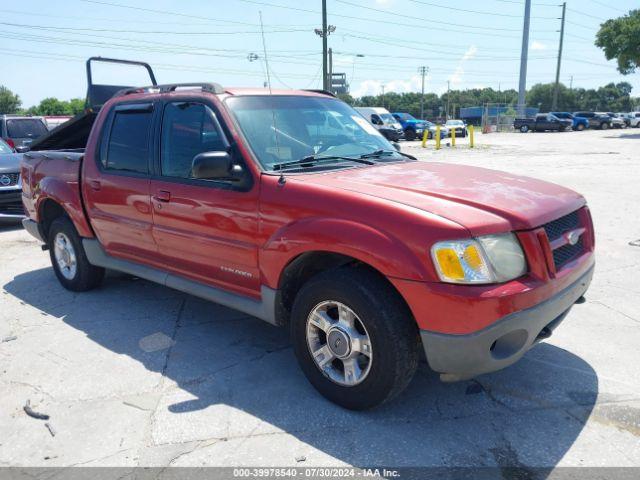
[[1, 129, 639, 469]]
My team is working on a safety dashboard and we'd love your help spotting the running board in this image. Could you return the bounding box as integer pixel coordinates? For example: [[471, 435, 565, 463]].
[[82, 239, 277, 326]]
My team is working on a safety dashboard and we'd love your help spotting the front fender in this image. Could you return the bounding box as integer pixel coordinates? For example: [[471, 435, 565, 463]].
[[36, 177, 94, 238], [260, 216, 430, 289]]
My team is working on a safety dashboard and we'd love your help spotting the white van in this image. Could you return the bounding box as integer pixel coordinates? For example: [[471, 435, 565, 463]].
[[355, 107, 404, 142]]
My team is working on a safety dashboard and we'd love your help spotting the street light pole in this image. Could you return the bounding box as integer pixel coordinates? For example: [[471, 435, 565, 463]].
[[418, 66, 428, 119], [552, 2, 566, 111], [517, 0, 531, 117]]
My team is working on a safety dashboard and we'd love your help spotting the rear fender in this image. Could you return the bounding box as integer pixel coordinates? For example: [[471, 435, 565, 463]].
[[260, 217, 430, 289], [36, 177, 94, 238]]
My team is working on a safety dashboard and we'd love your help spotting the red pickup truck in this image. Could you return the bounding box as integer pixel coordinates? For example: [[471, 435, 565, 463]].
[[21, 58, 594, 409]]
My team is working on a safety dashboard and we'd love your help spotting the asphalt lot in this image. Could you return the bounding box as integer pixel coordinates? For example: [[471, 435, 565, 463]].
[[1, 128, 639, 470]]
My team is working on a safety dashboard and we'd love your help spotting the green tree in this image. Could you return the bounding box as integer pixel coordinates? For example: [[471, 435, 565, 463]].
[[67, 98, 86, 115], [596, 9, 640, 74], [0, 86, 22, 114], [29, 97, 72, 115]]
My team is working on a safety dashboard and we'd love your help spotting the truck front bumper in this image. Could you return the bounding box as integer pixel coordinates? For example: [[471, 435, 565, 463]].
[[0, 190, 25, 221], [419, 265, 593, 381]]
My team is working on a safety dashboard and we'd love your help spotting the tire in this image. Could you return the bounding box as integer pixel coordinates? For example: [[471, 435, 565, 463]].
[[576, 123, 585, 131], [404, 129, 416, 141], [520, 125, 529, 133], [290, 266, 420, 410], [601, 122, 609, 130], [48, 216, 105, 292]]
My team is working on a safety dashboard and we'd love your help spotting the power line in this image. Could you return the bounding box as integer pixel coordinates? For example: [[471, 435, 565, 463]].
[[409, 0, 557, 19]]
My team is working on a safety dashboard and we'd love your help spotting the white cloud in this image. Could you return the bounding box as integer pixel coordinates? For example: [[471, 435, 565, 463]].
[[531, 40, 547, 51], [351, 74, 427, 98], [445, 45, 478, 90]]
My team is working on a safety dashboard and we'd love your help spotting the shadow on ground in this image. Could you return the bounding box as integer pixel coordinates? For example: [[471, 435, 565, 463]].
[[5, 267, 598, 469]]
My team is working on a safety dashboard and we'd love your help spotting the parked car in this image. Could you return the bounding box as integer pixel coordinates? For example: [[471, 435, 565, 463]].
[[391, 112, 427, 141], [550, 112, 589, 131], [603, 112, 626, 129], [21, 57, 595, 410], [354, 107, 403, 142], [623, 112, 640, 127], [445, 119, 468, 137], [0, 115, 49, 150], [421, 120, 448, 139], [44, 115, 73, 131], [514, 113, 572, 133], [0, 138, 24, 222], [573, 112, 613, 130]]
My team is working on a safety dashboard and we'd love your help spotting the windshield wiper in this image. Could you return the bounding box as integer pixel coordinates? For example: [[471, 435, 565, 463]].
[[272, 155, 375, 171], [360, 149, 417, 160]]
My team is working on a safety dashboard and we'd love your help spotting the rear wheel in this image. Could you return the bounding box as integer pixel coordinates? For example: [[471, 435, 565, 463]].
[[576, 123, 585, 131], [404, 129, 416, 141], [520, 125, 529, 133], [601, 122, 609, 130], [291, 266, 420, 410], [49, 217, 105, 292]]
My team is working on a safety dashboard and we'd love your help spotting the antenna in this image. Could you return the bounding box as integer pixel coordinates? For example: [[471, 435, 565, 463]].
[[259, 10, 284, 183]]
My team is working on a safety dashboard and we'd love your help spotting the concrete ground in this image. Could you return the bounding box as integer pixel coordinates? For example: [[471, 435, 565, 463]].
[[1, 128, 639, 470]]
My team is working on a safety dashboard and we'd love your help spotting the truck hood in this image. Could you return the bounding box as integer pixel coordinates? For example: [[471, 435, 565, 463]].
[[299, 161, 585, 235]]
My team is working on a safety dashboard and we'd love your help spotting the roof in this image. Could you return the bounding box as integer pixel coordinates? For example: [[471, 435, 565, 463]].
[[223, 88, 333, 97]]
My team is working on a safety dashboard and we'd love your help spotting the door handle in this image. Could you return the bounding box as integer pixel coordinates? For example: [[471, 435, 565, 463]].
[[89, 180, 101, 191], [153, 190, 171, 202]]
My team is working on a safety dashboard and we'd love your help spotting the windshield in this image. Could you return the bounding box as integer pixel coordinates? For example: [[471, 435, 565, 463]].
[[379, 113, 397, 125], [395, 113, 414, 121], [6, 118, 48, 138], [553, 113, 570, 119], [0, 139, 13, 154], [225, 95, 399, 171], [446, 120, 464, 126]]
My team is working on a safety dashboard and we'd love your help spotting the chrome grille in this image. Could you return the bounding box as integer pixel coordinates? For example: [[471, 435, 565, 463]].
[[543, 210, 580, 242], [543, 209, 585, 269]]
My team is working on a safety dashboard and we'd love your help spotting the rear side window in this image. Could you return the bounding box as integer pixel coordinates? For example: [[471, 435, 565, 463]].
[[160, 102, 227, 179], [6, 119, 48, 138], [105, 110, 152, 174]]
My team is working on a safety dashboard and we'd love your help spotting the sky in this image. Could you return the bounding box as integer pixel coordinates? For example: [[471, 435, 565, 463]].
[[2, 0, 639, 108]]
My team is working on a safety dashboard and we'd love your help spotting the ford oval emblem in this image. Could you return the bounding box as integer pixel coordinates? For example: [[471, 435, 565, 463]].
[[566, 230, 581, 246]]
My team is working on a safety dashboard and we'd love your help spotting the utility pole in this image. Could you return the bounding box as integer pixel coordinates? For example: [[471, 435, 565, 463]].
[[517, 0, 531, 117], [552, 2, 566, 111], [381, 85, 385, 108], [446, 80, 450, 120], [328, 48, 333, 94], [314, 1, 335, 91], [322, 0, 328, 90], [570, 75, 573, 90], [418, 66, 428, 119]]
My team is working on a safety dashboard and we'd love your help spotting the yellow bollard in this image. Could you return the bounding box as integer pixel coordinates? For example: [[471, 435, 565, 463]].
[[421, 128, 429, 148], [469, 125, 475, 148], [451, 126, 456, 147], [435, 125, 441, 150]]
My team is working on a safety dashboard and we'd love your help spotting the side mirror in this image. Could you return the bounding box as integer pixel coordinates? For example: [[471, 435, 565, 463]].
[[392, 142, 401, 152], [15, 145, 31, 153], [191, 151, 236, 180]]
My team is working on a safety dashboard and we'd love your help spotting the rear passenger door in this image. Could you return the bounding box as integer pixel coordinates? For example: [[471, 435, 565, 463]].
[[82, 103, 158, 262], [148, 99, 260, 295]]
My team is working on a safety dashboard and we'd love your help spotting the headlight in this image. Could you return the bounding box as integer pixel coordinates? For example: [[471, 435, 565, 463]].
[[431, 233, 526, 284]]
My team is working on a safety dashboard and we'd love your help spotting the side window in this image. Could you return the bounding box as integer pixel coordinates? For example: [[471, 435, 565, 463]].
[[105, 109, 152, 174], [161, 102, 227, 179], [371, 114, 381, 125]]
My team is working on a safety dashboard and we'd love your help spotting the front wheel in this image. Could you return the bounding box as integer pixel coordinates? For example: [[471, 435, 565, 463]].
[[404, 129, 416, 141], [601, 122, 609, 130], [291, 266, 420, 410], [520, 125, 529, 133], [49, 217, 105, 291], [576, 123, 585, 131]]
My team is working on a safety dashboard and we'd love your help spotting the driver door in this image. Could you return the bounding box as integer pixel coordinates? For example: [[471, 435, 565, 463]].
[[149, 99, 260, 295]]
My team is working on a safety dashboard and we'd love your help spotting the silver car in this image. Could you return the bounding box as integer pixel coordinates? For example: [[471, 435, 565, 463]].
[[0, 115, 48, 150], [0, 138, 24, 222]]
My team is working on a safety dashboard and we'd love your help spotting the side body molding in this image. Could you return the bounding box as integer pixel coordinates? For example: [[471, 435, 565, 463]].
[[82, 239, 277, 325]]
